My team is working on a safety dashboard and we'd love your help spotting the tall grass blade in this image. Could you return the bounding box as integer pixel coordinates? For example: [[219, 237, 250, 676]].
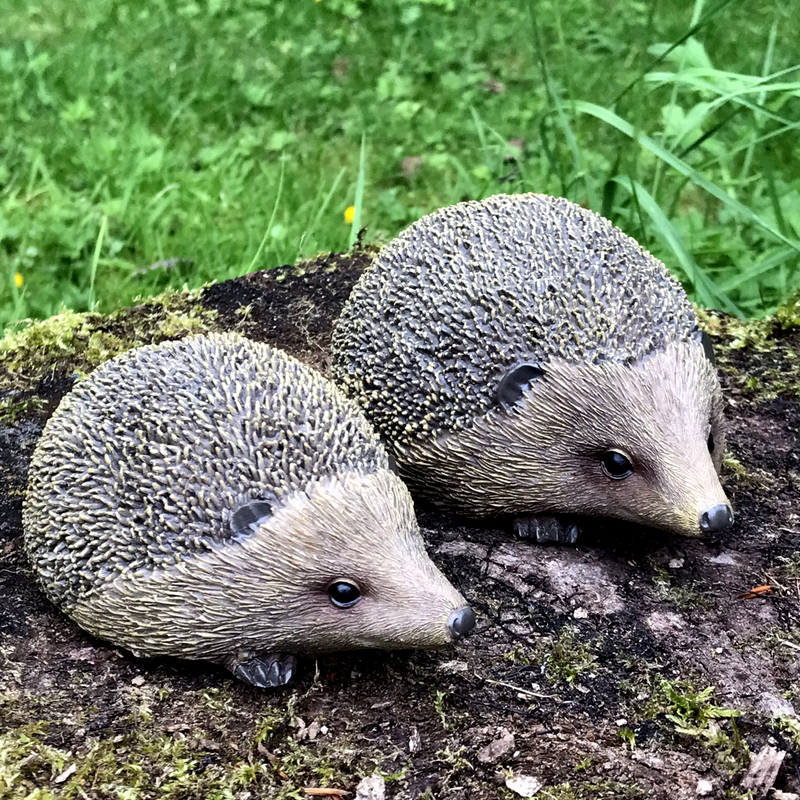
[[651, 0, 705, 200], [717, 247, 796, 293], [349, 134, 366, 248], [299, 167, 346, 254], [88, 215, 108, 312], [247, 158, 285, 273], [682, 121, 800, 172], [575, 102, 800, 255], [676, 106, 743, 159], [477, 114, 531, 184], [644, 69, 800, 129], [526, 0, 597, 208], [612, 176, 741, 315], [469, 106, 490, 167], [741, 18, 779, 182], [611, 0, 740, 105]]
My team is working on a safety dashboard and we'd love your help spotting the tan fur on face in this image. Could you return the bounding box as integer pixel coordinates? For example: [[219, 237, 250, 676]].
[[395, 343, 728, 537], [72, 469, 466, 661]]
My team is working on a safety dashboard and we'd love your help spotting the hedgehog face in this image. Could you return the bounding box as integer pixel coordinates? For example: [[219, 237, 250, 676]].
[[525, 343, 731, 536], [395, 342, 731, 538], [241, 468, 474, 654], [70, 469, 472, 660]]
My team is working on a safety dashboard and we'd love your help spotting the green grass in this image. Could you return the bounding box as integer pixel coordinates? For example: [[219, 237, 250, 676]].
[[1, 0, 798, 330]]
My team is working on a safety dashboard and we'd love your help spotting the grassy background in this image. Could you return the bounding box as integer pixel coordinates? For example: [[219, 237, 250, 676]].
[[1, 0, 798, 330]]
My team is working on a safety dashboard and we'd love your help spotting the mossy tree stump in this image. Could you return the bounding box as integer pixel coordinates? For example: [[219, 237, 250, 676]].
[[1, 253, 799, 799]]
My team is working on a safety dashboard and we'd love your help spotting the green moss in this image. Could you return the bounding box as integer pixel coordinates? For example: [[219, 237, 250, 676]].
[[501, 628, 597, 686], [0, 723, 65, 799], [775, 553, 800, 580], [697, 291, 800, 353], [0, 396, 45, 424], [720, 456, 778, 495], [155, 307, 218, 339], [763, 625, 800, 654], [650, 562, 711, 612], [198, 687, 235, 715], [774, 293, 800, 330], [502, 643, 534, 666], [695, 294, 800, 406], [0, 289, 217, 394], [542, 627, 597, 685], [650, 680, 748, 773], [535, 781, 645, 799], [433, 689, 451, 730], [435, 745, 473, 777], [0, 308, 92, 372], [617, 728, 636, 750], [0, 701, 393, 800]]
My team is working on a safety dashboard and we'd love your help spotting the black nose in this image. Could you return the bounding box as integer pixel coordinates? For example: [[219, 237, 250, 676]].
[[448, 606, 476, 639], [699, 503, 734, 532]]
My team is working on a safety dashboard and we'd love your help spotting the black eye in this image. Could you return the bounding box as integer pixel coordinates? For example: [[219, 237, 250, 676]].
[[327, 581, 361, 608], [707, 433, 715, 454], [601, 450, 633, 479]]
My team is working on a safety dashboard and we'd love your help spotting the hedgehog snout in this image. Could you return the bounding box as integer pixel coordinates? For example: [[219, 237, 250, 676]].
[[699, 503, 734, 533], [447, 606, 476, 640]]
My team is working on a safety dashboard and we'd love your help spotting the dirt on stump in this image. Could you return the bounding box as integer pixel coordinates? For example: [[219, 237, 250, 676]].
[[1, 251, 798, 800]]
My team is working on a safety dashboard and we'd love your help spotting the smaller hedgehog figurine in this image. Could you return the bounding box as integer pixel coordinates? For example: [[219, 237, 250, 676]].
[[24, 333, 474, 687], [332, 193, 733, 543]]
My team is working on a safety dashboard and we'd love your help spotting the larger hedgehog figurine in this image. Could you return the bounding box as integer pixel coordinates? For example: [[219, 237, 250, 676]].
[[24, 333, 474, 687], [332, 193, 733, 543]]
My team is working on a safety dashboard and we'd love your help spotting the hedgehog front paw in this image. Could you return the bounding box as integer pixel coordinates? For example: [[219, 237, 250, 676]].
[[514, 515, 580, 545], [227, 652, 298, 688]]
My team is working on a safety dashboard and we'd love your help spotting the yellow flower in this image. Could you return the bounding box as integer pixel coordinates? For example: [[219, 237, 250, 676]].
[[344, 205, 356, 224], [14, 272, 23, 289]]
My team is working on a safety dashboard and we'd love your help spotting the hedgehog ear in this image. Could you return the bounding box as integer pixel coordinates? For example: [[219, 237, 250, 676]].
[[231, 499, 275, 537], [497, 363, 546, 411], [693, 329, 716, 367]]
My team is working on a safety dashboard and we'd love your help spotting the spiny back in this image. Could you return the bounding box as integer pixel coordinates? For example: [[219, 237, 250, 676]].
[[332, 193, 698, 442], [25, 333, 387, 607]]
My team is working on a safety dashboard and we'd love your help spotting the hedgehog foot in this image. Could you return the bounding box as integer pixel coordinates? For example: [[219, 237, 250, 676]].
[[514, 515, 579, 545], [226, 652, 298, 688]]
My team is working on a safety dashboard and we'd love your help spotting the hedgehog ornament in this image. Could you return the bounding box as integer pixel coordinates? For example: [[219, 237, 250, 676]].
[[24, 333, 474, 687], [332, 193, 733, 543]]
